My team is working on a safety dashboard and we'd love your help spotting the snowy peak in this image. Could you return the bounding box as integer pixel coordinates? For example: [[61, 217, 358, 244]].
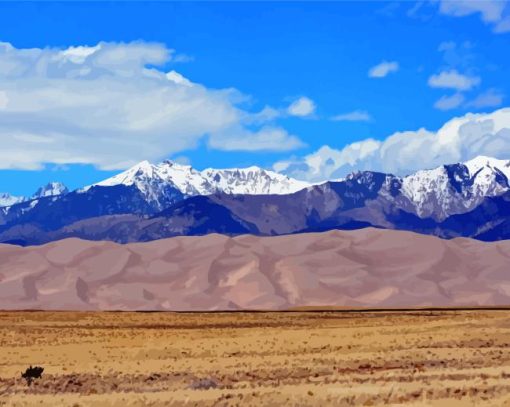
[[1, 182, 67, 208], [95, 160, 310, 200], [463, 156, 510, 192], [399, 156, 510, 220], [32, 182, 69, 198], [401, 166, 462, 219], [0, 193, 25, 208], [95, 160, 157, 187], [94, 160, 210, 205], [201, 166, 310, 195], [153, 160, 213, 196], [464, 156, 510, 177]]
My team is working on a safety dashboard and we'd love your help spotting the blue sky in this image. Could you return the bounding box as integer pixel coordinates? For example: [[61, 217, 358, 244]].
[[0, 1, 509, 195]]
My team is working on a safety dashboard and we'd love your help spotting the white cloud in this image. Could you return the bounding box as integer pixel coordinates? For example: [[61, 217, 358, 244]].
[[434, 93, 465, 111], [274, 107, 510, 182], [209, 126, 305, 152], [428, 69, 480, 91], [331, 110, 372, 122], [166, 70, 193, 87], [439, 0, 505, 22], [287, 96, 316, 117], [0, 41, 303, 170], [247, 106, 280, 124], [467, 89, 505, 109], [368, 61, 399, 78], [438, 0, 510, 33], [275, 141, 381, 182]]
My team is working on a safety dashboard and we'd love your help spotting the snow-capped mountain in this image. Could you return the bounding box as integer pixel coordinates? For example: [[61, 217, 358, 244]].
[[32, 182, 69, 198], [5, 155, 510, 245], [1, 182, 69, 209], [0, 193, 25, 208], [399, 156, 510, 220], [92, 160, 310, 209], [94, 160, 211, 197], [200, 166, 310, 195]]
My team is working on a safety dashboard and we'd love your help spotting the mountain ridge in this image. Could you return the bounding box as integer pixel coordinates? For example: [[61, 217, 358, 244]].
[[3, 156, 510, 245], [0, 182, 69, 208], [91, 160, 310, 209]]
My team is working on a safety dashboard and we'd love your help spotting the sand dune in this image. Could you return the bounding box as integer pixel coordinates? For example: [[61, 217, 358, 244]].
[[1, 228, 510, 310]]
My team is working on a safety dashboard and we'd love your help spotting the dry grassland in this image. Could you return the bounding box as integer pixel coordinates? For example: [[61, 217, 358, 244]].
[[1, 310, 510, 406]]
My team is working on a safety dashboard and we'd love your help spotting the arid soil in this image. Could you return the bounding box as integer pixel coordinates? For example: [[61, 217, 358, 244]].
[[4, 229, 510, 310], [1, 311, 510, 406]]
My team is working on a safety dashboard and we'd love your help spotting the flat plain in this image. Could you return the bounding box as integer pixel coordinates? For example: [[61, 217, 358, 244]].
[[1, 310, 510, 406]]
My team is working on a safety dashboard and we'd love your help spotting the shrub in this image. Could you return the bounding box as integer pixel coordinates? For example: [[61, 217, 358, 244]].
[[21, 365, 44, 386]]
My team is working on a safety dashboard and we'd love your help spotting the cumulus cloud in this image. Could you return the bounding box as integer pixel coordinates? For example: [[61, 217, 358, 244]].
[[331, 110, 372, 122], [428, 69, 480, 91], [368, 61, 399, 78], [0, 41, 303, 170], [287, 96, 316, 117], [274, 107, 510, 182], [434, 93, 465, 111], [437, 0, 510, 33], [274, 141, 381, 182]]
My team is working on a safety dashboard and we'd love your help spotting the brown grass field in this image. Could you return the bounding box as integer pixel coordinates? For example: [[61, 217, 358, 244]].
[[1, 310, 510, 406]]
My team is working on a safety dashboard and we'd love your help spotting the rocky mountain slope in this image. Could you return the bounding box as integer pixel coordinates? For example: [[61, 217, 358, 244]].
[[2, 228, 510, 311]]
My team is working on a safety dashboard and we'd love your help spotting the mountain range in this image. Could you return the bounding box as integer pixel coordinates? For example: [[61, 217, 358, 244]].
[[2, 156, 510, 245]]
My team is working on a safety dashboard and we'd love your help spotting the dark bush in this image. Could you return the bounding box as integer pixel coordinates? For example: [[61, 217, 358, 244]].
[[21, 365, 44, 386]]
